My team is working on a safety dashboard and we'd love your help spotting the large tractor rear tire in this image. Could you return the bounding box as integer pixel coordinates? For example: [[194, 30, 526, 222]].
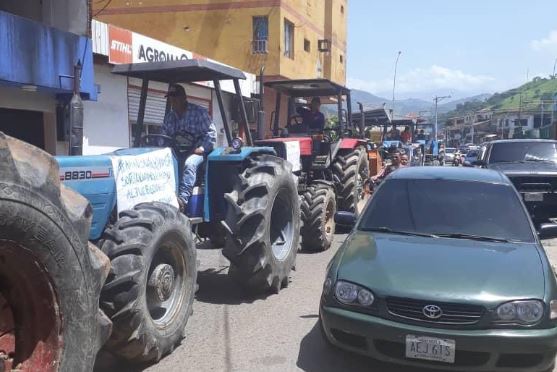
[[0, 133, 111, 371], [222, 155, 300, 294], [99, 202, 196, 363], [301, 184, 336, 252], [333, 146, 370, 215]]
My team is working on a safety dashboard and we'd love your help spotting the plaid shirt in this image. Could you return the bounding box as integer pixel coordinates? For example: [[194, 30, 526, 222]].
[[162, 102, 217, 152]]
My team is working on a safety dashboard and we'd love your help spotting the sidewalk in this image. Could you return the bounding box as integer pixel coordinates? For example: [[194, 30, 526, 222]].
[[543, 239, 557, 272]]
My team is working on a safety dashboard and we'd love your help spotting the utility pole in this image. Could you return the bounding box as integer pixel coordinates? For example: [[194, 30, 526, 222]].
[[553, 57, 557, 78], [391, 51, 402, 119], [541, 100, 544, 131], [433, 95, 451, 141]]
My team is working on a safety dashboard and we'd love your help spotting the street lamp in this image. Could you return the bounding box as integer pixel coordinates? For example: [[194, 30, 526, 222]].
[[433, 95, 451, 141], [391, 51, 402, 119]]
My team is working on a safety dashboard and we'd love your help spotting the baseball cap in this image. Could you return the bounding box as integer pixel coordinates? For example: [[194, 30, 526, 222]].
[[311, 97, 321, 104], [165, 84, 187, 97]]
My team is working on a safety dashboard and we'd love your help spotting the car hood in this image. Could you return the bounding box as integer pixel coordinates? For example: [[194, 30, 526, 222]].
[[488, 161, 557, 175], [337, 232, 545, 305]]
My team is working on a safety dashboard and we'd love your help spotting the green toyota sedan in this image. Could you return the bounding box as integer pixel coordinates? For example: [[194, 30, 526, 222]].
[[320, 167, 557, 371]]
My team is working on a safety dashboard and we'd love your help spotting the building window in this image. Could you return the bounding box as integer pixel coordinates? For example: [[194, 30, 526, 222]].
[[340, 54, 344, 63], [252, 16, 268, 54], [304, 39, 311, 52], [284, 19, 294, 59]]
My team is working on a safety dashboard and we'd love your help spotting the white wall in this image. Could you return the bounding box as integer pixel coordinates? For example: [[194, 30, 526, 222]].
[[83, 63, 130, 155], [212, 91, 234, 147]]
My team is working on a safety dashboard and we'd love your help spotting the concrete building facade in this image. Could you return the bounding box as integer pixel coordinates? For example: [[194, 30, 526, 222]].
[[93, 0, 347, 84]]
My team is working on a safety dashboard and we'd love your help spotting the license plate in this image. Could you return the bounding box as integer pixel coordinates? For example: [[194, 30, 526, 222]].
[[524, 192, 544, 202], [405, 335, 455, 364]]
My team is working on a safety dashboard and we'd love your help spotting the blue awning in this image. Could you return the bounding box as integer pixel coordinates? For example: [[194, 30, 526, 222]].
[[0, 10, 96, 100]]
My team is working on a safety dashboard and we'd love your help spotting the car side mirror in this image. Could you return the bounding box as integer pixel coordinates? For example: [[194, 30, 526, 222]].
[[334, 211, 357, 227], [538, 223, 557, 240]]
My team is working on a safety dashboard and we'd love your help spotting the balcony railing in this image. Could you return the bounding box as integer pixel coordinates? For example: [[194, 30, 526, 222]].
[[251, 40, 268, 54]]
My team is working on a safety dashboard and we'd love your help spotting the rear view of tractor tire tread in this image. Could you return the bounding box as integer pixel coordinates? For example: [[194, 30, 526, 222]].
[[301, 184, 336, 252], [222, 154, 300, 294], [0, 132, 111, 371], [99, 202, 197, 363], [333, 146, 369, 214]]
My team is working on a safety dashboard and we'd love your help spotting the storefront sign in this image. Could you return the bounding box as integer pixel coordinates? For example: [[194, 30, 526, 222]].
[[108, 25, 133, 64], [108, 24, 192, 65], [111, 148, 179, 214], [132, 33, 192, 63]]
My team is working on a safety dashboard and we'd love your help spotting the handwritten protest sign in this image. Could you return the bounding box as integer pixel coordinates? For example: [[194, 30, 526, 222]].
[[111, 148, 179, 214]]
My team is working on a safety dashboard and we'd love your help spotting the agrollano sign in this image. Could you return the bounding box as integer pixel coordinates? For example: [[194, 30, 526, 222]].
[[108, 24, 192, 65]]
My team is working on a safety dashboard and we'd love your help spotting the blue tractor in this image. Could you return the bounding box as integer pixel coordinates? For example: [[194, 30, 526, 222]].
[[25, 60, 299, 366]]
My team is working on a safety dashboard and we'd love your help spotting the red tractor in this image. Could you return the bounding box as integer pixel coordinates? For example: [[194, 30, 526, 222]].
[[257, 79, 370, 251]]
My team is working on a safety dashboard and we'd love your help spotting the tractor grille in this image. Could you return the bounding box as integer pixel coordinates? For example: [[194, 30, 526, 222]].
[[386, 297, 484, 325]]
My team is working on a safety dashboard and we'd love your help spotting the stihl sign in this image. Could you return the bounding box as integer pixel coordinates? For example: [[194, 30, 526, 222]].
[[108, 24, 192, 65], [108, 25, 132, 64]]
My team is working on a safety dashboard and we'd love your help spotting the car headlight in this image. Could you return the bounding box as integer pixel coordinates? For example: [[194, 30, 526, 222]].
[[323, 277, 333, 295], [495, 300, 544, 324], [334, 281, 375, 307]]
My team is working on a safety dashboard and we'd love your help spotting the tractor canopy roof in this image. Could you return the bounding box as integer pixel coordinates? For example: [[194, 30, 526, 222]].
[[352, 108, 391, 128], [112, 59, 246, 83], [264, 79, 350, 97]]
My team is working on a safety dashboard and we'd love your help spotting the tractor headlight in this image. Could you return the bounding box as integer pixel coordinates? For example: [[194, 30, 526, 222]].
[[231, 137, 243, 150], [334, 281, 375, 307], [495, 300, 544, 324]]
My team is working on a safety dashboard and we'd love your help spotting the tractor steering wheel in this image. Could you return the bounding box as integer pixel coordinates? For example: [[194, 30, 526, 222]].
[[288, 115, 304, 127], [140, 134, 175, 148]]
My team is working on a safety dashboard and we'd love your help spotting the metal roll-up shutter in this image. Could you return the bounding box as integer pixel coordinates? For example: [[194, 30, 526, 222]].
[[128, 82, 211, 126], [128, 83, 167, 126]]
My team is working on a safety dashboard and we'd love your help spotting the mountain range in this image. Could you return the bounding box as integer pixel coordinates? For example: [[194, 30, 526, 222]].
[[349, 89, 491, 117]]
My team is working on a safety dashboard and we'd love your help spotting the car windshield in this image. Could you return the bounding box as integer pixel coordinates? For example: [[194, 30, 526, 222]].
[[445, 148, 456, 153], [358, 179, 535, 242], [489, 142, 557, 163], [466, 150, 478, 157]]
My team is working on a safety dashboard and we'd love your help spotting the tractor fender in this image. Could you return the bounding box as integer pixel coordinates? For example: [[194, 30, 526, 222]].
[[208, 146, 276, 161], [339, 138, 368, 151]]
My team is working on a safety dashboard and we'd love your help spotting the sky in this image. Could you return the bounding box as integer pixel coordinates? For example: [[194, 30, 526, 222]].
[[347, 0, 557, 100]]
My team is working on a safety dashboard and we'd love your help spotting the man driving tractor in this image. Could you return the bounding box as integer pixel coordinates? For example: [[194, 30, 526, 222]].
[[365, 151, 406, 193], [162, 84, 217, 211], [296, 96, 325, 131]]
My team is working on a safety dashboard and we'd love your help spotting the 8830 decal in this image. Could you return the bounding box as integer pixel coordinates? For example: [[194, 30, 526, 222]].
[[59, 168, 112, 181]]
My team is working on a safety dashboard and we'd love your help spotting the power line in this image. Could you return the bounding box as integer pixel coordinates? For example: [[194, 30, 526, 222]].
[[93, 0, 113, 17]]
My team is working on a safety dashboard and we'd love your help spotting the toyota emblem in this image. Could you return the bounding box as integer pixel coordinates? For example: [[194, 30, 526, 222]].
[[423, 304, 443, 319]]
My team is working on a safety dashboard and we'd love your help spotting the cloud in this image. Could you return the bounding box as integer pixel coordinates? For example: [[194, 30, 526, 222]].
[[348, 65, 495, 97], [531, 30, 557, 54]]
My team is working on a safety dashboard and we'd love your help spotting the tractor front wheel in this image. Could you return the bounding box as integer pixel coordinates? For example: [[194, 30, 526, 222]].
[[301, 184, 336, 252], [222, 155, 300, 294], [99, 202, 196, 363], [333, 146, 370, 215]]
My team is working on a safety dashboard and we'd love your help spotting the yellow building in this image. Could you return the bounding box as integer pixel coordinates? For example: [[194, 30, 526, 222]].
[[93, 0, 347, 84]]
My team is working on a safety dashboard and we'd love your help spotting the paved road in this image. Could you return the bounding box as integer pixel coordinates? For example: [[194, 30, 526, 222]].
[[96, 235, 557, 372]]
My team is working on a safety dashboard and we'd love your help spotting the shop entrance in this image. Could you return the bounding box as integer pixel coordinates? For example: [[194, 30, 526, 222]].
[[0, 108, 45, 149]]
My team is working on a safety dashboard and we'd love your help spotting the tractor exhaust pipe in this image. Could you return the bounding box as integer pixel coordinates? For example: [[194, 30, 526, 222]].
[[257, 66, 266, 140], [69, 61, 84, 156]]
